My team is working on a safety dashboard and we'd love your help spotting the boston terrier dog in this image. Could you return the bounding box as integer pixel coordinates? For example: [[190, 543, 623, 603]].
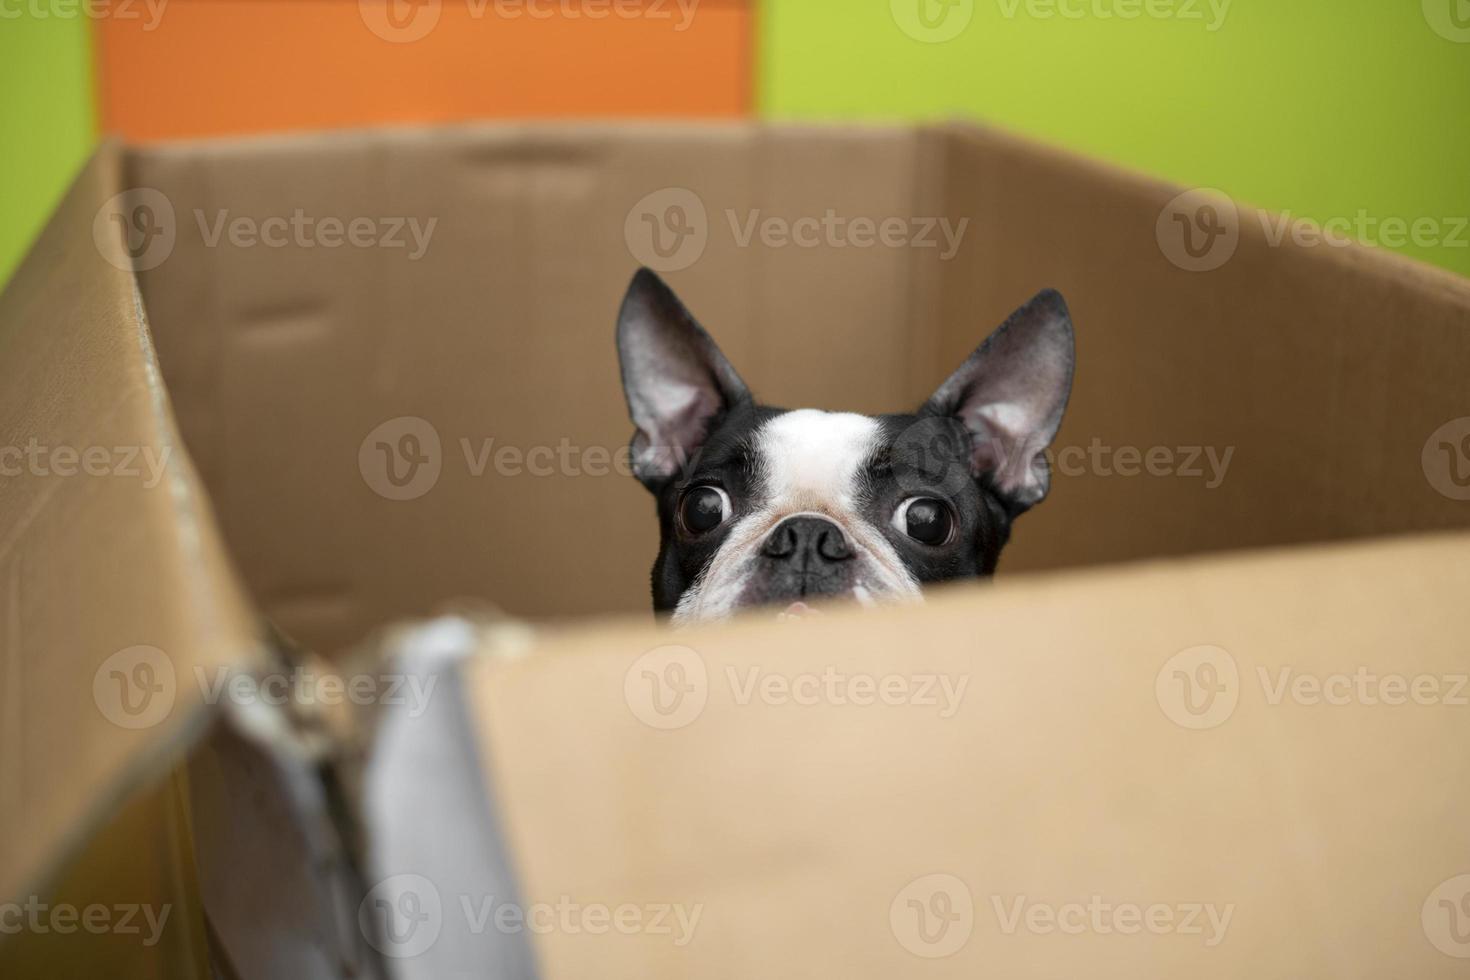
[[616, 268, 1075, 625]]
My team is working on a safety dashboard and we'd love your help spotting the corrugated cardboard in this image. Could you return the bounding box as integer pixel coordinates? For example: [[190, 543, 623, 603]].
[[1, 121, 1468, 977], [471, 532, 1470, 978], [0, 144, 262, 912]]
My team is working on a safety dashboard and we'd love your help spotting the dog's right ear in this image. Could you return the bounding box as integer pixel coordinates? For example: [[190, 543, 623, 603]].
[[616, 268, 750, 491]]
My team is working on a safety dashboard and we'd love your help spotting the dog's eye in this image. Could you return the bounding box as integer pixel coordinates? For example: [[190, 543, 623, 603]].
[[680, 486, 731, 535], [893, 497, 954, 546]]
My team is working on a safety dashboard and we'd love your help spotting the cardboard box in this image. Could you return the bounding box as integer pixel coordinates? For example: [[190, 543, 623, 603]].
[[2, 121, 1469, 978]]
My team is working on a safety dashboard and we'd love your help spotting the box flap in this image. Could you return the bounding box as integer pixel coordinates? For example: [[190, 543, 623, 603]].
[[0, 144, 264, 906], [466, 532, 1470, 977], [935, 122, 1470, 573]]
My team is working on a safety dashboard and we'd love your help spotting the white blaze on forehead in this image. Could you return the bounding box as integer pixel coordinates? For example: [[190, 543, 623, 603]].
[[755, 409, 881, 511]]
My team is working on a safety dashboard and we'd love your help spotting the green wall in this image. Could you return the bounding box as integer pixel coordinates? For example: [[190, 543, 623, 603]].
[[760, 0, 1470, 278], [0, 14, 96, 287]]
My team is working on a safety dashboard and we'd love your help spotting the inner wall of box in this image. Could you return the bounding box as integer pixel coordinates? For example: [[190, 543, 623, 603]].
[[126, 123, 1470, 654]]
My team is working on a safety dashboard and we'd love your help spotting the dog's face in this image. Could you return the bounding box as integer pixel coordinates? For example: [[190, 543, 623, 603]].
[[616, 269, 1075, 625]]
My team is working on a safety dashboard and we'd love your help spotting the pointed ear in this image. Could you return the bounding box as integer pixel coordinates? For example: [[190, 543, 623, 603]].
[[921, 289, 1075, 514], [616, 268, 750, 491]]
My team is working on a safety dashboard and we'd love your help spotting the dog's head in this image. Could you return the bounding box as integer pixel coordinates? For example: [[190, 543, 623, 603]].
[[616, 269, 1074, 625]]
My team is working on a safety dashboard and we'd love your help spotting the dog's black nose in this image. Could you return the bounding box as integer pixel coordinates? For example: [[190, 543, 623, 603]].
[[761, 516, 853, 564]]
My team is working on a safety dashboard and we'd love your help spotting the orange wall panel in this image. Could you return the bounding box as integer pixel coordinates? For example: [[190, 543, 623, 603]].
[[97, 0, 750, 141]]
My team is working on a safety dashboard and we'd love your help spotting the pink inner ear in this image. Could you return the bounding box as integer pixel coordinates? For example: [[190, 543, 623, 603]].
[[633, 382, 721, 480], [964, 402, 1050, 502]]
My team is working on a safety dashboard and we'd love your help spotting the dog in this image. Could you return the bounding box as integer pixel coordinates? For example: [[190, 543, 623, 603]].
[[616, 268, 1075, 625]]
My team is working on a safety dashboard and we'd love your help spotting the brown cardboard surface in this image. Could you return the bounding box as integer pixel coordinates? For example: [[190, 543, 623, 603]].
[[122, 122, 1470, 659], [467, 531, 1470, 978], [0, 146, 263, 908], [937, 123, 1470, 571]]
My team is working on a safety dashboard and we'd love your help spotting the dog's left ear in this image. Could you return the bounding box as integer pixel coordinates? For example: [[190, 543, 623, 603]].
[[921, 289, 1075, 515], [617, 268, 751, 491]]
